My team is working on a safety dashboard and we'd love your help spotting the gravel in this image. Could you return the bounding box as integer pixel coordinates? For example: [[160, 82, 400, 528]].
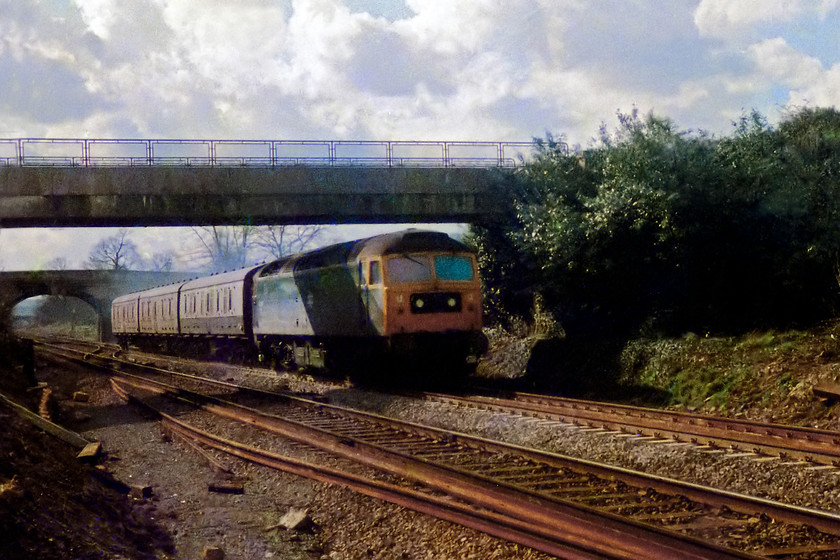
[[326, 389, 840, 514], [5, 345, 840, 559]]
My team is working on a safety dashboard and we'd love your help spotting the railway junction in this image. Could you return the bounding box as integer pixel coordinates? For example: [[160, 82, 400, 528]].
[[2, 336, 840, 559]]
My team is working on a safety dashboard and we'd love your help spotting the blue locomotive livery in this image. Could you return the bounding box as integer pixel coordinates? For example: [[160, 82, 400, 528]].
[[112, 230, 487, 376]]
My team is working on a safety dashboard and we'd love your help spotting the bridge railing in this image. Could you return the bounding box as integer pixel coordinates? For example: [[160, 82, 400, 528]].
[[0, 138, 546, 168]]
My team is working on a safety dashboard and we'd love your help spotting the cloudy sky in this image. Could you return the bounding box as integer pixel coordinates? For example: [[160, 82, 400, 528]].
[[1, 0, 840, 270]]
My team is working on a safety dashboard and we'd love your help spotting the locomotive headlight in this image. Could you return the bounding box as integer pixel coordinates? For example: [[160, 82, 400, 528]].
[[397, 294, 404, 304]]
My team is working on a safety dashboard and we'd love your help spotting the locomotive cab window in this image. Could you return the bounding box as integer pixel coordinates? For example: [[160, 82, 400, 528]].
[[434, 255, 475, 281], [387, 255, 431, 283]]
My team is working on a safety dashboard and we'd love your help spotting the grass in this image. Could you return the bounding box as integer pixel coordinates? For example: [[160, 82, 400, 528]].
[[616, 322, 840, 425]]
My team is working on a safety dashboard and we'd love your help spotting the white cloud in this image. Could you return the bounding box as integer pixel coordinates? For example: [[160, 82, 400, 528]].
[[748, 38, 840, 107], [695, 0, 802, 35], [748, 38, 824, 87], [694, 0, 840, 38], [0, 1, 839, 146], [74, 0, 120, 40]]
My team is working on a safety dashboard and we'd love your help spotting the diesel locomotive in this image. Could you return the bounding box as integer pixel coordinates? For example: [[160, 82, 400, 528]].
[[111, 229, 487, 376]]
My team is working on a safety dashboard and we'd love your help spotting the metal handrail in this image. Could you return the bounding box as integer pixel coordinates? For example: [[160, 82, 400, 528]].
[[0, 138, 548, 168]]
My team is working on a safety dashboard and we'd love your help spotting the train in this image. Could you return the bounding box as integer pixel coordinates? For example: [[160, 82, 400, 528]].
[[111, 229, 488, 377]]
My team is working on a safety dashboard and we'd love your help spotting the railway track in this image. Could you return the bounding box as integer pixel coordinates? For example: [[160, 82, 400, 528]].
[[37, 340, 840, 559], [421, 392, 840, 467]]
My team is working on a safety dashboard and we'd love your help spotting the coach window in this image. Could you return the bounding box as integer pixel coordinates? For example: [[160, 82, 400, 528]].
[[369, 261, 382, 285]]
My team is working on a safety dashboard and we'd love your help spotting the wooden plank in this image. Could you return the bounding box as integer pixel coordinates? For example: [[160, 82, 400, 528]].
[[813, 383, 840, 402], [0, 390, 90, 449], [77, 441, 102, 462]]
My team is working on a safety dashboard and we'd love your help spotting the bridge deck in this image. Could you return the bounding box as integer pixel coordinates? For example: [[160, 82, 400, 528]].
[[0, 139, 533, 227], [0, 166, 514, 226]]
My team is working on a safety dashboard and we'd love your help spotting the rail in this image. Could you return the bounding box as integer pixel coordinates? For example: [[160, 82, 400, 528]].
[[38, 340, 840, 558], [425, 392, 840, 466], [0, 138, 543, 168]]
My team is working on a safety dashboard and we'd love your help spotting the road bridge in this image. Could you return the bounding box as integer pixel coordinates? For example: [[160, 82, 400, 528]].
[[1, 270, 190, 341], [0, 138, 536, 227]]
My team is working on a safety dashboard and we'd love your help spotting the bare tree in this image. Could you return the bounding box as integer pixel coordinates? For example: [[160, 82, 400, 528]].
[[188, 226, 255, 272], [148, 251, 175, 272], [46, 257, 69, 270], [254, 225, 324, 259], [87, 230, 140, 270]]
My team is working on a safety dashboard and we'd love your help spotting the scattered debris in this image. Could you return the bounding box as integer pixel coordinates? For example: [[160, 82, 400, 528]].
[[38, 387, 53, 420], [129, 484, 153, 499], [26, 382, 48, 392], [208, 481, 244, 494], [72, 391, 90, 402], [76, 441, 102, 463], [201, 546, 225, 560], [265, 507, 314, 533], [813, 383, 840, 403], [0, 475, 23, 500]]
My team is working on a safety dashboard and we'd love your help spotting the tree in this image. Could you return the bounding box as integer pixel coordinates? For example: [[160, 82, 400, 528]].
[[187, 226, 255, 272], [46, 257, 68, 270], [254, 225, 324, 259], [87, 230, 140, 270], [147, 251, 175, 272], [476, 107, 840, 343]]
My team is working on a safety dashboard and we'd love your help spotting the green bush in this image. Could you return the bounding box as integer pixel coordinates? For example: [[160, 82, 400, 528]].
[[475, 107, 840, 343]]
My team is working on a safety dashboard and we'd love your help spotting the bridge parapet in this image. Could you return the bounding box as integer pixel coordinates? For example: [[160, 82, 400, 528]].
[[0, 138, 541, 169]]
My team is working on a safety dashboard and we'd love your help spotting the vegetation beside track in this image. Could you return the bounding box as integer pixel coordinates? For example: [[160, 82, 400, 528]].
[[0, 328, 175, 560], [479, 321, 840, 431], [617, 322, 840, 426]]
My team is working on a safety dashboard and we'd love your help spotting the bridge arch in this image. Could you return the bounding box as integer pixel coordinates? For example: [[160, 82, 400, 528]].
[[0, 270, 189, 341]]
